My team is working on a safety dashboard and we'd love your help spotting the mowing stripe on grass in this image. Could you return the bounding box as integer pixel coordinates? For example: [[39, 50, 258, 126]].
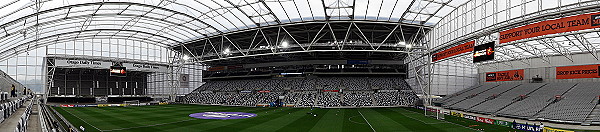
[[399, 108, 481, 132], [72, 107, 157, 131], [205, 107, 305, 131], [240, 108, 313, 132], [354, 109, 407, 132], [357, 109, 376, 132], [124, 107, 289, 131], [307, 108, 344, 132], [369, 108, 449, 132], [59, 107, 103, 132], [275, 108, 331, 132], [341, 109, 375, 132], [102, 119, 197, 131]]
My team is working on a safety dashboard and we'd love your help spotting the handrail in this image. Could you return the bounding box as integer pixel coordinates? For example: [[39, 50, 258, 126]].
[[39, 105, 66, 132], [48, 106, 79, 132]]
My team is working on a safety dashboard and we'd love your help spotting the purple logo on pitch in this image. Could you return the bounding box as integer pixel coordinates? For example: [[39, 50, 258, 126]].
[[189, 112, 257, 120]]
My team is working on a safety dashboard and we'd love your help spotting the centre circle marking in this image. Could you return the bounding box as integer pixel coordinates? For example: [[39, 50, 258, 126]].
[[189, 112, 257, 120]]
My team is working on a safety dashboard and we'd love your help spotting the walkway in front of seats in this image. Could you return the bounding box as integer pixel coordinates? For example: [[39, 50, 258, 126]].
[[26, 99, 41, 132]]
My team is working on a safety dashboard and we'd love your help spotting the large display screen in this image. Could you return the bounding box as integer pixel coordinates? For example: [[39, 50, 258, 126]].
[[473, 42, 495, 63], [110, 66, 127, 77]]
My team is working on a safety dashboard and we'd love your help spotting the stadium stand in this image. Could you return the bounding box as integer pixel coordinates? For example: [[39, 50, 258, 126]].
[[448, 84, 520, 110], [496, 83, 576, 119], [469, 83, 546, 114], [535, 83, 600, 123], [183, 77, 418, 107], [316, 92, 342, 107], [442, 84, 498, 107], [342, 92, 373, 107], [341, 77, 369, 91], [442, 82, 600, 124]]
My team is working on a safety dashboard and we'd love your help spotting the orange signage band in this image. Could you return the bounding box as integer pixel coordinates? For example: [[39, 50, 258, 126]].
[[500, 12, 600, 43], [486, 69, 524, 82], [556, 64, 600, 79], [432, 41, 475, 62]]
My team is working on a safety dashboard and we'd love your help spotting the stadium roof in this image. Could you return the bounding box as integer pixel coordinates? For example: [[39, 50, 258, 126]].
[[0, 0, 467, 61]]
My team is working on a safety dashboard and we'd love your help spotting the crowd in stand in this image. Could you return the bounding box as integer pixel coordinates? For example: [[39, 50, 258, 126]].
[[316, 92, 342, 107], [342, 92, 373, 106], [182, 77, 419, 107], [373, 91, 418, 106], [284, 92, 315, 107], [195, 77, 413, 91]]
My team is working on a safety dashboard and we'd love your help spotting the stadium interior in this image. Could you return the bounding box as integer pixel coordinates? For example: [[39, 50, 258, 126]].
[[0, 0, 599, 132]]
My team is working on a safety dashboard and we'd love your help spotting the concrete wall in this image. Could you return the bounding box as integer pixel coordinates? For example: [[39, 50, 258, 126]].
[[0, 69, 25, 95]]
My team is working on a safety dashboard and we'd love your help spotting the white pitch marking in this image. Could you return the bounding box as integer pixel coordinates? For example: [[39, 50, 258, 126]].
[[357, 109, 376, 132], [62, 108, 103, 132]]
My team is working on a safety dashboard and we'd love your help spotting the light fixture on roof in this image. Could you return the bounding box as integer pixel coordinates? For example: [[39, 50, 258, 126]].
[[398, 41, 412, 49], [223, 48, 231, 54], [281, 41, 289, 48]]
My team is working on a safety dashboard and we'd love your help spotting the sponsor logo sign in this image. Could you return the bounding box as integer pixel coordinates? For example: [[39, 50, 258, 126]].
[[258, 90, 271, 93], [463, 114, 477, 120], [593, 14, 600, 26], [556, 64, 600, 79], [515, 123, 542, 132], [208, 66, 225, 71], [60, 105, 74, 107], [55, 59, 112, 69], [322, 90, 340, 92], [377, 90, 398, 92], [240, 90, 252, 93], [473, 41, 495, 63], [494, 120, 512, 128], [500, 12, 600, 44], [123, 63, 167, 73], [543, 127, 574, 132], [432, 41, 475, 62], [476, 117, 495, 124], [189, 112, 257, 120], [486, 69, 524, 82]]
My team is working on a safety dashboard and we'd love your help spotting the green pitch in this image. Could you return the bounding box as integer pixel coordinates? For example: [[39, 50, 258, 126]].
[[53, 104, 517, 132]]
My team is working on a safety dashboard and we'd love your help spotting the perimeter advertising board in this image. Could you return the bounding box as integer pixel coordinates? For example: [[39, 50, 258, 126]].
[[476, 117, 494, 124], [556, 64, 600, 79], [500, 12, 600, 43], [486, 69, 524, 82]]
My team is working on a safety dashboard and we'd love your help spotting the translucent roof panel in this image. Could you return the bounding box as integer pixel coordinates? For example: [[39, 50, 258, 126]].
[[0, 0, 467, 56]]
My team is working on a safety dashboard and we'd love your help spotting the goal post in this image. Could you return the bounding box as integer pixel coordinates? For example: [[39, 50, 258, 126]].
[[124, 100, 140, 107], [424, 106, 445, 120]]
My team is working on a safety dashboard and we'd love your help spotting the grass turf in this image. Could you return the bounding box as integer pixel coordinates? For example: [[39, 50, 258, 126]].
[[53, 104, 522, 132]]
